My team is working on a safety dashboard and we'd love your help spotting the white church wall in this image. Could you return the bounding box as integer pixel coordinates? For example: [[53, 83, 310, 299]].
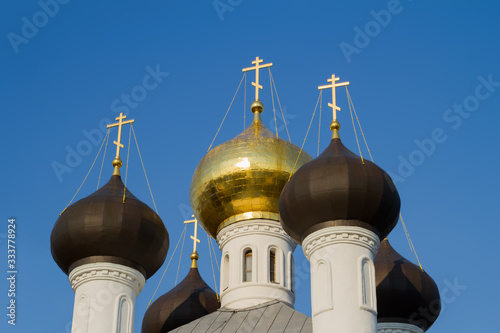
[[68, 262, 145, 333], [216, 218, 297, 309]]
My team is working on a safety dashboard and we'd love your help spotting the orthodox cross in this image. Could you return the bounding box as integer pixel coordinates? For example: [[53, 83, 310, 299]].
[[184, 215, 200, 254], [242, 56, 273, 101], [318, 74, 350, 121], [107, 112, 135, 159]]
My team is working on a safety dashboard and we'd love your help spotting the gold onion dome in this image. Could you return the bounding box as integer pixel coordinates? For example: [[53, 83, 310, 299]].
[[190, 101, 312, 238]]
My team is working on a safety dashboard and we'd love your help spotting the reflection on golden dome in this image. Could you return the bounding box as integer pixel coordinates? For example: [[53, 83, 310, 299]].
[[190, 105, 312, 238]]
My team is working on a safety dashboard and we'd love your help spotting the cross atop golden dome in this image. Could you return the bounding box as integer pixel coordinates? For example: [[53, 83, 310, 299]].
[[242, 56, 273, 102]]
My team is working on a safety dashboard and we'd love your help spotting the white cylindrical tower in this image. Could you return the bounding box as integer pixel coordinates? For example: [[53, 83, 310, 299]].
[[190, 98, 311, 310], [279, 120, 401, 333], [303, 226, 380, 332], [51, 169, 169, 333], [217, 218, 296, 308], [69, 263, 145, 333]]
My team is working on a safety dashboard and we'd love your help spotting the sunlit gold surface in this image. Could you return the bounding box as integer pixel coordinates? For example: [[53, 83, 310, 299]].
[[330, 120, 340, 139], [190, 111, 312, 238], [112, 157, 123, 176], [190, 251, 199, 268]]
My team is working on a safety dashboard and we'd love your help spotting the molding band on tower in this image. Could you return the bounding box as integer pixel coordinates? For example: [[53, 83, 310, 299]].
[[302, 225, 380, 260], [217, 219, 297, 250], [69, 262, 145, 294], [377, 322, 424, 333]]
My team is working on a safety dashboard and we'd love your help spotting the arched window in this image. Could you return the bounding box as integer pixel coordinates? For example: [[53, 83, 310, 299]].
[[244, 249, 252, 282], [222, 254, 229, 290], [270, 249, 277, 283]]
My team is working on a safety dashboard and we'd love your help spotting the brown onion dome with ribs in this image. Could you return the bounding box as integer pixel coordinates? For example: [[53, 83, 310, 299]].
[[279, 127, 400, 244], [141, 267, 220, 333], [51, 175, 169, 279], [375, 239, 441, 331]]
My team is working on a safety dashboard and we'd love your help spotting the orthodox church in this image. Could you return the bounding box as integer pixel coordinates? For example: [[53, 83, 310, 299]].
[[50, 57, 441, 333]]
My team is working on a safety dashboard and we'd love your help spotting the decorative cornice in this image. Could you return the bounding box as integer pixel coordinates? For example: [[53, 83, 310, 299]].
[[377, 322, 424, 333], [68, 262, 146, 293], [216, 211, 280, 235], [302, 226, 379, 259], [217, 219, 296, 249]]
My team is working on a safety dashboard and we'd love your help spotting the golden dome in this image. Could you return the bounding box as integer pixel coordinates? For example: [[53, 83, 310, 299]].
[[190, 103, 312, 238]]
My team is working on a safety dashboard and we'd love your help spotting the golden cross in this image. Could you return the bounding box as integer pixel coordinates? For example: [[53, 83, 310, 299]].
[[242, 56, 273, 101], [184, 215, 200, 253], [107, 113, 135, 158], [318, 74, 350, 121]]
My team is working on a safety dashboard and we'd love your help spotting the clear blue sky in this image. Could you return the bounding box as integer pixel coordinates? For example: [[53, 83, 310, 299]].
[[1, 1, 499, 332]]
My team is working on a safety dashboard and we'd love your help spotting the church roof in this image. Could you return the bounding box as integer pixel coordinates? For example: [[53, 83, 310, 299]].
[[167, 300, 312, 333]]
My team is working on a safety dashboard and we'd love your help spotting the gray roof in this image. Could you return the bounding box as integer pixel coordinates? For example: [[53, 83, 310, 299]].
[[168, 300, 312, 333]]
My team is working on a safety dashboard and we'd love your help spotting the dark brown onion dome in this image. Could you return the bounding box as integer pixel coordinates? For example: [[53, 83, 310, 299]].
[[141, 267, 220, 333], [51, 175, 169, 279], [279, 137, 400, 244], [375, 239, 441, 331]]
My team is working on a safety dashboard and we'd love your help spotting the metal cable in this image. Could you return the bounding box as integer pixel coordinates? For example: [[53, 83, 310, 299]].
[[60, 128, 109, 215], [174, 225, 188, 286], [209, 236, 220, 272], [345, 87, 423, 271], [123, 125, 132, 203], [317, 92, 322, 157], [206, 233, 219, 301], [269, 68, 278, 138], [147, 224, 187, 307], [208, 73, 246, 152], [269, 69, 291, 142], [346, 87, 373, 161], [288, 91, 322, 181], [244, 72, 247, 129], [131, 125, 158, 214], [97, 129, 110, 189], [346, 86, 364, 164]]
